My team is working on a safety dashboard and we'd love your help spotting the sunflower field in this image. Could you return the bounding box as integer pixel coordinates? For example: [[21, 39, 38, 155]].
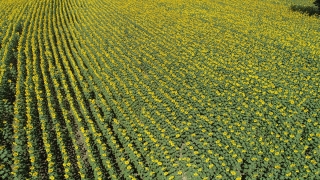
[[0, 0, 319, 179]]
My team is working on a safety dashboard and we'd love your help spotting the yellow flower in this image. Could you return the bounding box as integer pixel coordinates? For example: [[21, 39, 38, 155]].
[[311, 160, 317, 165], [232, 154, 237, 158], [270, 149, 275, 153], [231, 171, 237, 176], [290, 164, 296, 168]]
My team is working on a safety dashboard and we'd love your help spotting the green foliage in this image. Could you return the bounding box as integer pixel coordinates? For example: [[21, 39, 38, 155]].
[[1, 0, 320, 179], [315, 0, 320, 11], [290, 4, 319, 16]]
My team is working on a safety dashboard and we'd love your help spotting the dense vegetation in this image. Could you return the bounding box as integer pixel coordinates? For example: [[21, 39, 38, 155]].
[[0, 0, 319, 179], [315, 0, 320, 11]]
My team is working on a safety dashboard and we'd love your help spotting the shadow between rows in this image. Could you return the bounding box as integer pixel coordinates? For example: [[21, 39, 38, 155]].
[[290, 5, 320, 16]]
